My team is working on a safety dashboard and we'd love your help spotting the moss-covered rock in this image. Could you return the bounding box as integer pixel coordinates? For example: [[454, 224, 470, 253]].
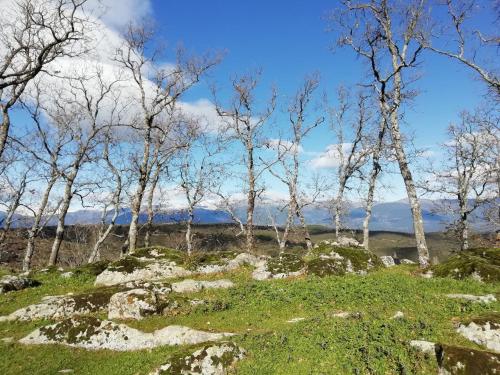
[[72, 261, 110, 277], [436, 343, 500, 374], [151, 342, 246, 375], [132, 247, 186, 264], [266, 253, 305, 275], [432, 248, 500, 282], [20, 317, 234, 351], [0, 275, 41, 294], [306, 243, 382, 277], [184, 251, 240, 272]]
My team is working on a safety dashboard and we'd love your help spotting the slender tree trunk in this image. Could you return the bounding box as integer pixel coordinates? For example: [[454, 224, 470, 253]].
[[0, 175, 27, 246], [128, 127, 152, 254], [48, 171, 77, 266], [0, 108, 10, 162], [334, 181, 346, 239], [186, 206, 194, 256], [144, 167, 160, 248], [88, 207, 120, 263], [296, 207, 313, 251], [246, 142, 256, 253], [362, 117, 386, 250], [23, 175, 58, 271], [387, 107, 430, 267], [459, 198, 469, 251]]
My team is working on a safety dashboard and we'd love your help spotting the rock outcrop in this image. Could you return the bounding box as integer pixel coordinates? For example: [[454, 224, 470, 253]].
[[0, 275, 40, 294], [0, 289, 116, 322], [431, 248, 500, 282], [108, 289, 160, 320], [171, 279, 234, 293], [457, 314, 500, 353], [19, 317, 234, 351], [149, 342, 245, 375], [446, 293, 497, 304], [95, 248, 262, 286]]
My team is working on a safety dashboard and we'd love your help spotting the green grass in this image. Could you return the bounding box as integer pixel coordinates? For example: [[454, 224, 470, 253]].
[[0, 263, 499, 374]]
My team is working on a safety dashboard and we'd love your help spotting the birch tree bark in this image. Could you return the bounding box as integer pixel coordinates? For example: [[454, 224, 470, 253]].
[[332, 0, 431, 267], [213, 72, 276, 253]]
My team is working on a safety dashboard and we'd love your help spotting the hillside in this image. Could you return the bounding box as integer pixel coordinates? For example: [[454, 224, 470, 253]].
[[0, 245, 499, 374]]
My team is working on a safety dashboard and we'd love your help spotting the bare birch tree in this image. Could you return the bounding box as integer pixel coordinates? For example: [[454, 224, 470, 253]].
[[115, 25, 219, 254], [361, 110, 389, 250], [0, 0, 90, 160], [425, 0, 499, 96], [177, 124, 222, 255], [87, 131, 128, 263], [213, 72, 276, 252], [265, 76, 324, 251], [327, 89, 371, 239], [47, 68, 119, 266], [332, 0, 431, 267], [424, 106, 499, 250]]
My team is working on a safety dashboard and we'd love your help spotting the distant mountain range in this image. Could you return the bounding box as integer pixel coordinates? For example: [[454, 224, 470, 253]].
[[2, 199, 495, 233]]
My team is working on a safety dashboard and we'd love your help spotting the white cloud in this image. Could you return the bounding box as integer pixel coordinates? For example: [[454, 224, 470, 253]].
[[310, 143, 354, 169], [85, 0, 152, 30], [265, 139, 304, 155]]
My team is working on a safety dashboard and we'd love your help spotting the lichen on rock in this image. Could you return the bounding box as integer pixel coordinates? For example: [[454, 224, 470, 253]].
[[0, 275, 40, 294], [19, 317, 234, 351], [149, 342, 246, 375], [457, 313, 500, 353], [431, 248, 500, 282]]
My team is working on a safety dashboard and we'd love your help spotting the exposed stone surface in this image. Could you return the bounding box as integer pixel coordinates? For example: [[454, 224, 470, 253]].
[[391, 311, 405, 320], [410, 340, 436, 354], [171, 279, 234, 294], [436, 344, 500, 375], [108, 289, 159, 320], [0, 289, 116, 322], [380, 256, 396, 268], [149, 342, 245, 375], [252, 253, 305, 280], [400, 259, 416, 265], [327, 311, 362, 319], [306, 244, 382, 277], [332, 237, 362, 248], [0, 275, 40, 294], [95, 259, 192, 287], [123, 281, 172, 295], [457, 316, 500, 353], [287, 317, 306, 323], [95, 249, 265, 287], [19, 317, 234, 351], [431, 248, 500, 283], [446, 294, 497, 304]]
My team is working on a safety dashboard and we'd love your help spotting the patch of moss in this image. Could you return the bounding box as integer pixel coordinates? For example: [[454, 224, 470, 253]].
[[184, 251, 239, 271], [106, 256, 144, 274], [72, 261, 110, 277], [71, 287, 122, 312], [436, 344, 500, 375], [432, 248, 500, 282], [308, 243, 383, 274], [39, 316, 103, 344], [306, 258, 347, 277], [462, 312, 500, 329], [132, 247, 186, 264], [266, 253, 305, 275], [158, 342, 243, 374]]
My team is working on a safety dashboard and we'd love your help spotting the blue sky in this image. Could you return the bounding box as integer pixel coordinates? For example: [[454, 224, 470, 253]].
[[146, 0, 493, 199], [5, 0, 496, 206]]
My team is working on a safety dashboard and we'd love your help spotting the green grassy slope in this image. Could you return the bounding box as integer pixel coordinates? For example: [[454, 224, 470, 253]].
[[0, 262, 498, 374]]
